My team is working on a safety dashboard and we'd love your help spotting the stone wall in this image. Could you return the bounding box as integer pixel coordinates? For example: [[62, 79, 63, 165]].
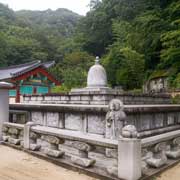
[[10, 103, 180, 138]]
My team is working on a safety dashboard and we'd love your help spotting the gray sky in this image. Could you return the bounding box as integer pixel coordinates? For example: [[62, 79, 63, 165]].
[[0, 0, 91, 15]]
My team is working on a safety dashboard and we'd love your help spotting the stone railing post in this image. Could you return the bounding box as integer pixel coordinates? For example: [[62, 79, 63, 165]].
[[24, 122, 36, 149], [0, 82, 13, 141], [118, 125, 141, 180]]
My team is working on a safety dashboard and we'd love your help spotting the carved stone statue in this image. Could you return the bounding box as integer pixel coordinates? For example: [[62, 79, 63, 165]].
[[106, 99, 126, 139]]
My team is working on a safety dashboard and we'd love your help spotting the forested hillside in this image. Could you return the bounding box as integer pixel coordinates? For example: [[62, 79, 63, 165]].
[[0, 1, 180, 91], [0, 3, 81, 66], [74, 0, 180, 90]]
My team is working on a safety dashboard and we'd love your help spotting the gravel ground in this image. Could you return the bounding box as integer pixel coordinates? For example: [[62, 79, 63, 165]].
[[1, 145, 180, 180], [156, 162, 180, 180], [0, 145, 98, 180]]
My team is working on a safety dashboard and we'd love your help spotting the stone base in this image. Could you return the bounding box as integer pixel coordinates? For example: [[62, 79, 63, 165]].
[[166, 150, 180, 159], [106, 166, 118, 177], [105, 148, 118, 158], [71, 155, 96, 167], [146, 156, 167, 168], [8, 137, 21, 145], [2, 136, 10, 142], [45, 148, 64, 158], [30, 144, 41, 151]]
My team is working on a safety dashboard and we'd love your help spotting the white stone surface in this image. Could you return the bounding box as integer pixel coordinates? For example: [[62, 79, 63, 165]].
[[31, 112, 44, 125], [0, 82, 13, 141], [88, 115, 105, 135], [118, 138, 141, 180], [46, 113, 59, 127], [87, 57, 107, 88], [24, 122, 36, 149], [65, 113, 83, 131]]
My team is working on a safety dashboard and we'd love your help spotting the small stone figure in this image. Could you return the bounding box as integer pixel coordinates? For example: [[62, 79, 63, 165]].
[[106, 99, 126, 139]]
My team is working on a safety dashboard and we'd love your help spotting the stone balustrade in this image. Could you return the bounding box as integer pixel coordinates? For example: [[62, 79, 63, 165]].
[[2, 121, 180, 180], [141, 129, 180, 176]]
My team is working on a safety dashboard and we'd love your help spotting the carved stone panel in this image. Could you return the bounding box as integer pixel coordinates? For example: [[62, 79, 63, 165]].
[[59, 113, 65, 129], [154, 113, 164, 128], [31, 112, 44, 125], [177, 113, 180, 124], [140, 114, 152, 131], [65, 113, 83, 131], [88, 115, 105, 135], [167, 113, 175, 125], [46, 112, 59, 128]]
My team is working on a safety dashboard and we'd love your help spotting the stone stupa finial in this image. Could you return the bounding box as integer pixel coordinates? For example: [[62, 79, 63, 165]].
[[95, 56, 100, 65]]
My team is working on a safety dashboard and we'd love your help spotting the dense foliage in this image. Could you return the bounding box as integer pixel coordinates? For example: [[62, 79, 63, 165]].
[[0, 3, 81, 66], [76, 0, 180, 90], [0, 1, 179, 90]]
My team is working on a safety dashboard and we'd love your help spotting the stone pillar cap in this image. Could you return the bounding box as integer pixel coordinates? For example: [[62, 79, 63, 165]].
[[0, 82, 14, 89]]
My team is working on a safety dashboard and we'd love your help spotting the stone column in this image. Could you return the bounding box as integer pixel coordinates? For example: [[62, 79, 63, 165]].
[[24, 122, 36, 149], [0, 82, 13, 141], [118, 125, 141, 180]]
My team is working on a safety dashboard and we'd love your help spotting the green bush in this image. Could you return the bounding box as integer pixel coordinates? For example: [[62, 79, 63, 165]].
[[172, 95, 180, 104], [51, 84, 70, 94]]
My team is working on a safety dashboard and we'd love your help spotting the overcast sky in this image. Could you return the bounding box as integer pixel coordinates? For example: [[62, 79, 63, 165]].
[[0, 0, 91, 15]]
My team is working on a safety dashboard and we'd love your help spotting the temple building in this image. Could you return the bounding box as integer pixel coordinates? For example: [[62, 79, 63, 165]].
[[0, 60, 60, 102]]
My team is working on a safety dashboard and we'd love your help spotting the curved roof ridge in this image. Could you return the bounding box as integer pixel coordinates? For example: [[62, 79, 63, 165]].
[[11, 61, 42, 77], [0, 60, 41, 70]]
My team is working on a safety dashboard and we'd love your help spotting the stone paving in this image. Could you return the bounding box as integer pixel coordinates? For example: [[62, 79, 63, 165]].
[[0, 145, 97, 180]]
